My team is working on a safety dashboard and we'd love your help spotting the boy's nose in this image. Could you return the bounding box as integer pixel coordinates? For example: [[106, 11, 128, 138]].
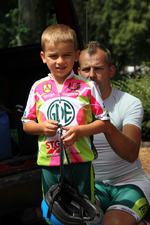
[[57, 57, 64, 64]]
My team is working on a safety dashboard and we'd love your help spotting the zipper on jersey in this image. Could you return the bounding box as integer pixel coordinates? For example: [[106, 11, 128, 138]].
[[58, 91, 62, 124], [59, 91, 61, 103], [58, 90, 67, 164]]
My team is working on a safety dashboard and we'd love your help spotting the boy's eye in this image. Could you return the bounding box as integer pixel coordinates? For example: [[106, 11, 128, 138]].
[[64, 54, 71, 57], [49, 55, 57, 58]]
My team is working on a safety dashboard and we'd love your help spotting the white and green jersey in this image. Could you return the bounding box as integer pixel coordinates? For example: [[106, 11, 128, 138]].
[[22, 70, 109, 167], [93, 87, 150, 204]]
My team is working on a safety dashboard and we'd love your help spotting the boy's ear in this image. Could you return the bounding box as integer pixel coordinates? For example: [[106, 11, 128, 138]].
[[75, 50, 80, 62], [40, 51, 46, 64]]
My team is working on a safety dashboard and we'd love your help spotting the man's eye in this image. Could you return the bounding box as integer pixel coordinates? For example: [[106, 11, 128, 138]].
[[95, 67, 103, 70], [82, 69, 90, 72]]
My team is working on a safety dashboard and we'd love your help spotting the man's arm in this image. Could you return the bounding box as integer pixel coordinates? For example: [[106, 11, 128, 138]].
[[104, 123, 141, 163]]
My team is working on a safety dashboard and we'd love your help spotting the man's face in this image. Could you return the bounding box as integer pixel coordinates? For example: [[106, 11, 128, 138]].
[[78, 48, 114, 93]]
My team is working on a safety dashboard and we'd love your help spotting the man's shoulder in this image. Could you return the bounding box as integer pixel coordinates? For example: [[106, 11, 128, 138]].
[[111, 88, 143, 127], [112, 87, 142, 105]]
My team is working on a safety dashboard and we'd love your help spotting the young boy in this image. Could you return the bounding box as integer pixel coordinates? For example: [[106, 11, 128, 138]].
[[22, 24, 109, 221]]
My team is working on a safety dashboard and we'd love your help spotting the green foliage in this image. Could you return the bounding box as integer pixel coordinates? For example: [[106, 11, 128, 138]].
[[73, 0, 150, 68], [0, 8, 18, 48], [0, 0, 56, 48], [112, 63, 150, 141]]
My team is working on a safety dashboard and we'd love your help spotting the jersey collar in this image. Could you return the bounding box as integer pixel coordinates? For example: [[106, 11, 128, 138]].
[[48, 70, 75, 80]]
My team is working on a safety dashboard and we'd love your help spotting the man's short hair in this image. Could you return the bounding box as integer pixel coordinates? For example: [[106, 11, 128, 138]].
[[85, 41, 112, 67]]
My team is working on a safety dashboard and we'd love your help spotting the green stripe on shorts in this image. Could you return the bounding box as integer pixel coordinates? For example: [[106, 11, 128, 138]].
[[95, 183, 149, 222]]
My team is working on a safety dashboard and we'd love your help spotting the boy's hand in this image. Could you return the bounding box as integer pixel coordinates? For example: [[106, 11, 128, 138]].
[[61, 126, 80, 146], [42, 120, 59, 137]]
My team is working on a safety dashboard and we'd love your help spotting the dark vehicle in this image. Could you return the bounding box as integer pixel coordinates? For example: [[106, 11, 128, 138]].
[[0, 0, 83, 224]]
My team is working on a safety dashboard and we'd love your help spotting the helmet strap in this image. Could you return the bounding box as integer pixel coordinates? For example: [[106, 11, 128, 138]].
[[58, 125, 80, 195]]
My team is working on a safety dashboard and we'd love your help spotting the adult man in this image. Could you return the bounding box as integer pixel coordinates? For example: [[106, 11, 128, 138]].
[[78, 41, 150, 225]]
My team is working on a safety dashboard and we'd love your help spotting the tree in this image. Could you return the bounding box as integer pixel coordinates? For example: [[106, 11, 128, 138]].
[[0, 0, 56, 48], [73, 0, 150, 68], [0, 0, 18, 48], [18, 0, 47, 46]]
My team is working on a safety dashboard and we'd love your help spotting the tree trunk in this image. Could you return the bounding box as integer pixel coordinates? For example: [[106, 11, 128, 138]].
[[18, 0, 46, 46]]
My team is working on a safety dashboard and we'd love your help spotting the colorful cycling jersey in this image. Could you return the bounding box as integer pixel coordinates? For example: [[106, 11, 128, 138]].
[[22, 70, 109, 167]]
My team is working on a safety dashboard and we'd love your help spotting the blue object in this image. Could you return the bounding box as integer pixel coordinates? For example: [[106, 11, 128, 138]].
[[0, 111, 12, 160], [41, 198, 63, 225], [41, 197, 103, 225]]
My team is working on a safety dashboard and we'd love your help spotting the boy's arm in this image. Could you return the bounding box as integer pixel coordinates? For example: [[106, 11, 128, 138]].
[[23, 120, 59, 137], [62, 119, 110, 146]]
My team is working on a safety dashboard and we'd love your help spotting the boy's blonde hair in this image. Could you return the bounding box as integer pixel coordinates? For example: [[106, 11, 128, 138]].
[[41, 24, 78, 52]]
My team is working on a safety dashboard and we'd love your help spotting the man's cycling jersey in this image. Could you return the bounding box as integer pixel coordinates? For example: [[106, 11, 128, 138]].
[[22, 70, 109, 167]]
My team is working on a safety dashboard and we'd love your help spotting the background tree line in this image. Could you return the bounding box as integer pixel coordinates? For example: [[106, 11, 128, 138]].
[[1, 0, 150, 68], [73, 0, 150, 68]]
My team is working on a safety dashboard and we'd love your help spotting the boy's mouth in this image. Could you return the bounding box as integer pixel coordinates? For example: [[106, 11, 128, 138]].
[[56, 66, 66, 72]]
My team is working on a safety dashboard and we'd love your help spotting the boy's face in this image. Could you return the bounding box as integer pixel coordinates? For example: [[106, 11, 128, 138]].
[[41, 41, 80, 83]]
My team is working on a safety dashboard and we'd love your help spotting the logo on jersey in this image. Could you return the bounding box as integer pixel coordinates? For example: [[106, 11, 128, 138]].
[[68, 82, 80, 91], [43, 84, 51, 93], [46, 140, 60, 155], [47, 99, 75, 126]]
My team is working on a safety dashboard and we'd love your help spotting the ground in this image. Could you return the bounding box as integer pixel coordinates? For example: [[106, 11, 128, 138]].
[[139, 146, 150, 178]]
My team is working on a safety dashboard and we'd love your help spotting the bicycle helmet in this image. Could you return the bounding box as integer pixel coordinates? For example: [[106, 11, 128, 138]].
[[43, 182, 103, 225]]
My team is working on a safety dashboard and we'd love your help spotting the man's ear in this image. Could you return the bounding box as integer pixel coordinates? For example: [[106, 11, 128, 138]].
[[75, 50, 80, 62], [40, 51, 46, 64], [109, 65, 116, 78]]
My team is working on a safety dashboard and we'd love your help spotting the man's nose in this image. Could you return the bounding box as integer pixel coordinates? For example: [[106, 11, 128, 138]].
[[89, 68, 95, 79]]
